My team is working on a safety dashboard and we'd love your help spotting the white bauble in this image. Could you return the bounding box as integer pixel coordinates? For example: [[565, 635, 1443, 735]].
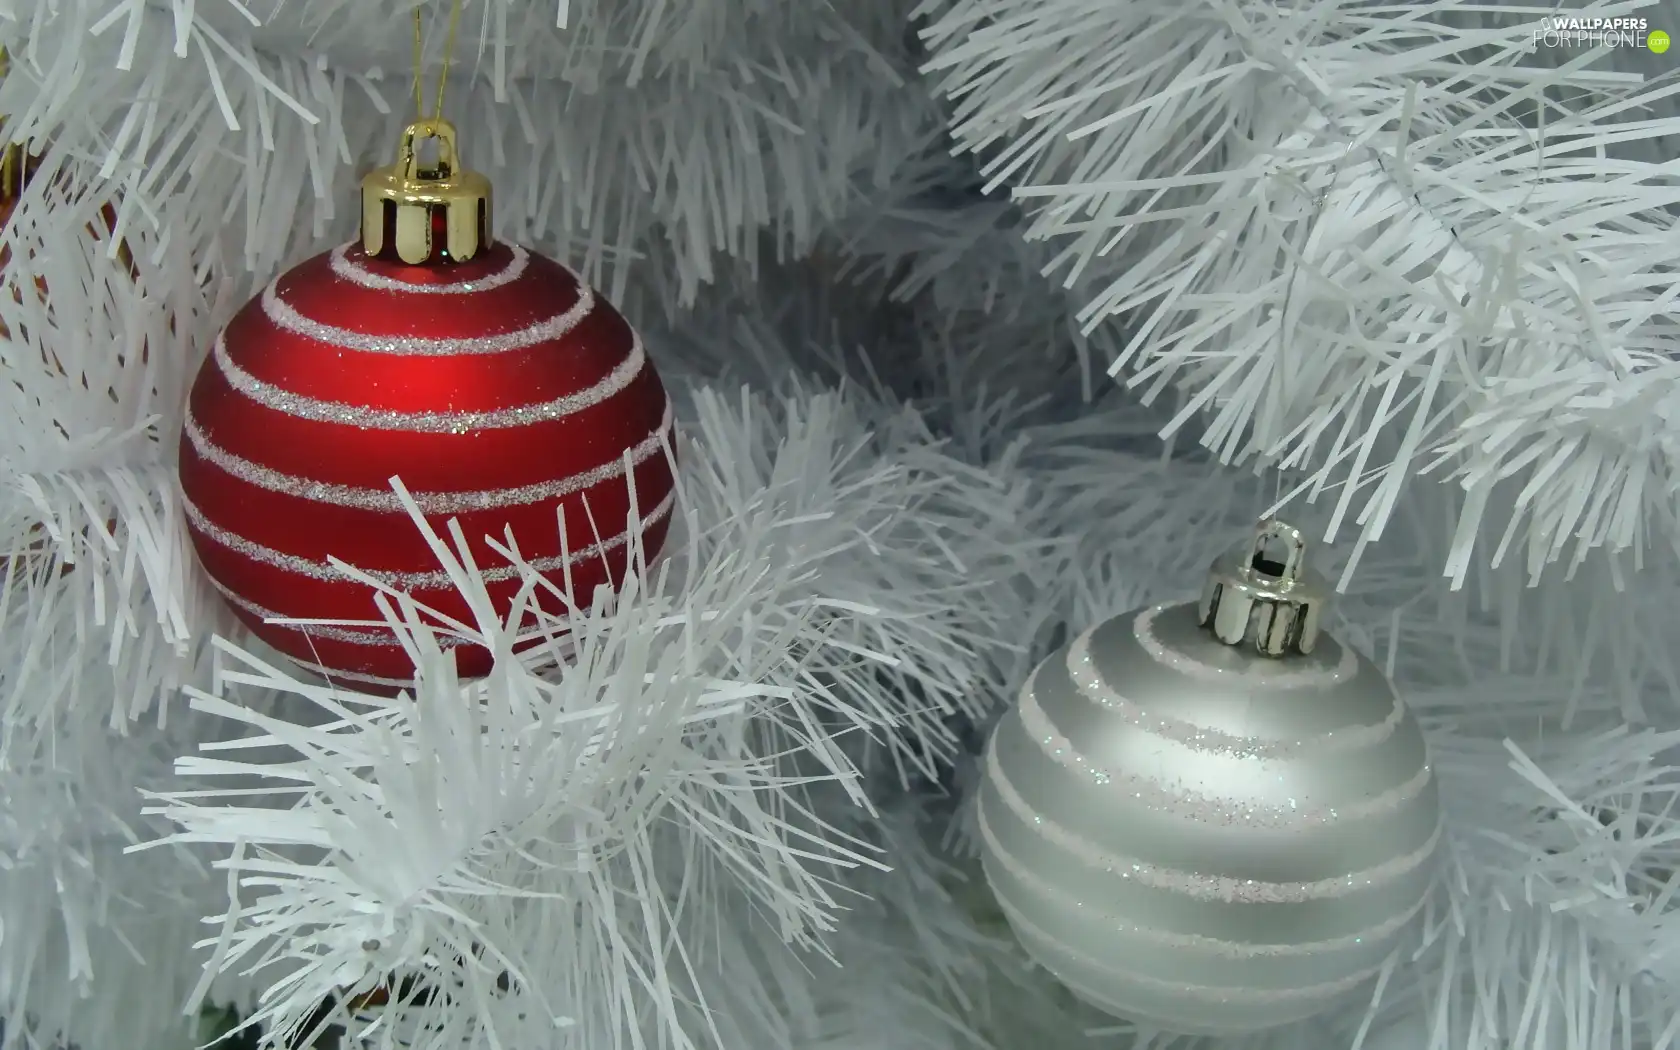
[[977, 522, 1440, 1037]]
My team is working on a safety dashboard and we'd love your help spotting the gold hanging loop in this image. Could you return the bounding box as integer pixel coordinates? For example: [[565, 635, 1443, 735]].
[[412, 1, 464, 123]]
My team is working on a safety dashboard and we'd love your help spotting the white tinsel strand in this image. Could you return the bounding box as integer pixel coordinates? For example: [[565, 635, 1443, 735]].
[[0, 709, 227, 1050], [149, 578, 869, 1050], [8, 5, 1680, 1050], [0, 133, 237, 733], [4, 0, 938, 311], [788, 804, 1012, 1050], [833, 148, 1124, 411], [668, 382, 1050, 797], [917, 0, 1680, 581], [141, 376, 1029, 1050], [654, 288, 1080, 803], [1008, 338, 1680, 722]]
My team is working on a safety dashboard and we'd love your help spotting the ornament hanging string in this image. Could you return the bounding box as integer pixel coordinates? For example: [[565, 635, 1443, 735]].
[[1257, 146, 1352, 524], [411, 0, 466, 126]]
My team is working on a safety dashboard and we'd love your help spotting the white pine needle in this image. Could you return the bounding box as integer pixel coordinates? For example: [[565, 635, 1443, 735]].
[[919, 0, 1680, 579], [3, 2, 1680, 1049]]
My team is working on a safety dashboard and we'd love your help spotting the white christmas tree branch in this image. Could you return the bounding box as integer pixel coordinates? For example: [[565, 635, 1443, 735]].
[[134, 378, 1027, 1050], [919, 0, 1680, 582], [5, 0, 936, 311]]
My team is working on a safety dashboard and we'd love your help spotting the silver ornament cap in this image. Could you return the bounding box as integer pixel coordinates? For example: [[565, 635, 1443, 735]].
[[1198, 520, 1324, 657]]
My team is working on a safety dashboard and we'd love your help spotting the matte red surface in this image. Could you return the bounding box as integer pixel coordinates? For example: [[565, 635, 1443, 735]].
[[178, 241, 675, 687]]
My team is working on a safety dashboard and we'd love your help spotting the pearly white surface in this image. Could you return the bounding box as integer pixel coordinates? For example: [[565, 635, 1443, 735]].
[[978, 601, 1441, 1035]]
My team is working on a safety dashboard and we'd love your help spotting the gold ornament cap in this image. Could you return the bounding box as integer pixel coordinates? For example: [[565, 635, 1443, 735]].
[[1197, 520, 1327, 657], [361, 119, 491, 265]]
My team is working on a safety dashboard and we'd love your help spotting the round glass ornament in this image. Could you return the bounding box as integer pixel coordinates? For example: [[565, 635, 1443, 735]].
[[977, 521, 1440, 1036]]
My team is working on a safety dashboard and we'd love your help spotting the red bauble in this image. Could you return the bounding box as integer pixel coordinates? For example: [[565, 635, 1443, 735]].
[[178, 239, 675, 688]]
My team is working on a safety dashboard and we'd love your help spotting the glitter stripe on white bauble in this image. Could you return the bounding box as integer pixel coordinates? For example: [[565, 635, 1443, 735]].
[[1132, 603, 1358, 687], [1057, 609, 1431, 829], [1015, 669, 1434, 828], [979, 785, 1430, 988], [329, 242, 530, 293], [977, 807, 1429, 958], [1067, 622, 1399, 759], [183, 406, 674, 513], [978, 742, 1440, 1035], [209, 329, 646, 431], [181, 489, 675, 588], [979, 741, 1440, 907], [260, 274, 596, 355], [1001, 653, 1438, 875]]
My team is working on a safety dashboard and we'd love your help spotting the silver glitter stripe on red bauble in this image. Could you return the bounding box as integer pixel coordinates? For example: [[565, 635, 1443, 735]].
[[183, 407, 675, 514], [208, 329, 647, 432], [260, 269, 597, 355], [180, 488, 676, 589], [204, 576, 472, 649], [328, 242, 531, 294]]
